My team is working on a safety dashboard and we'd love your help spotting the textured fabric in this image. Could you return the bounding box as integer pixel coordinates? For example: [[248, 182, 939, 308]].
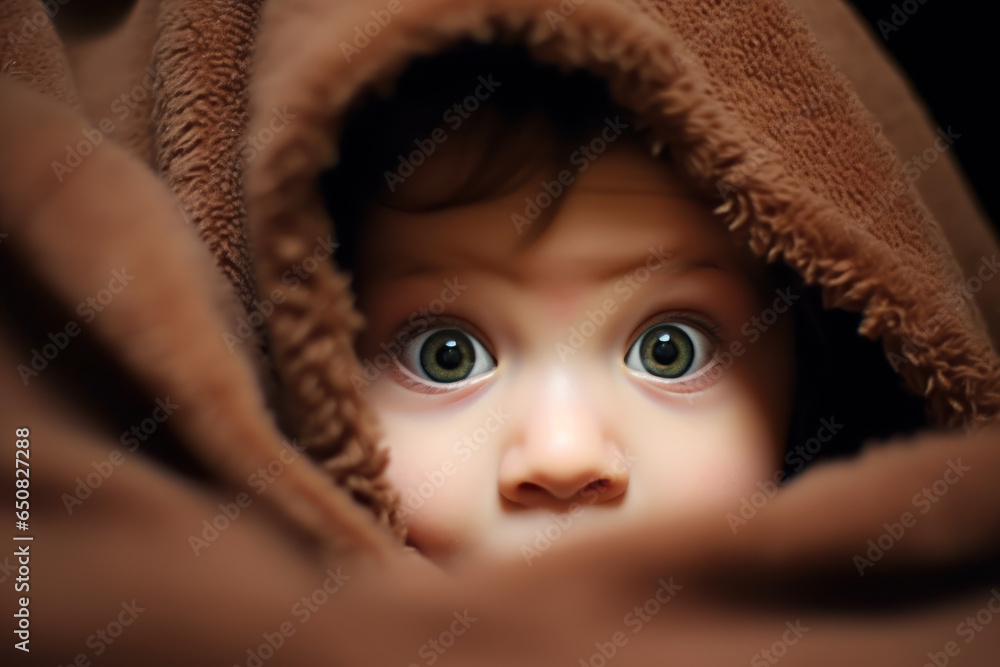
[[1, 0, 79, 106], [151, 0, 261, 309], [785, 0, 1000, 344], [2, 0, 1000, 664]]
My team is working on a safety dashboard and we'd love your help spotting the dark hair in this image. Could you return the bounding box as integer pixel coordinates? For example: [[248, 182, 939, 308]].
[[321, 40, 636, 273]]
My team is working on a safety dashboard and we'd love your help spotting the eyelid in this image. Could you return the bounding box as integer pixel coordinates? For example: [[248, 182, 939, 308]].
[[623, 359, 721, 394], [393, 314, 497, 360], [624, 310, 723, 351], [388, 358, 496, 395]]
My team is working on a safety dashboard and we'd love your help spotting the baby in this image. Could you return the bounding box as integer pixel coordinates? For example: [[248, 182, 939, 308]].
[[330, 44, 796, 565]]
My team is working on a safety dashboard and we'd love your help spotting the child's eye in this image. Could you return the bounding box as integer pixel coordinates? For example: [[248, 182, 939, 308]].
[[401, 327, 496, 384], [624, 321, 716, 379]]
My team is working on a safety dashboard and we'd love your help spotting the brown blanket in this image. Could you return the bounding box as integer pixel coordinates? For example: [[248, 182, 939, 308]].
[[2, 0, 1000, 665]]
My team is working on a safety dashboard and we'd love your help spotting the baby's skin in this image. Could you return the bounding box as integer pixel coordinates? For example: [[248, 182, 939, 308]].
[[353, 139, 794, 565]]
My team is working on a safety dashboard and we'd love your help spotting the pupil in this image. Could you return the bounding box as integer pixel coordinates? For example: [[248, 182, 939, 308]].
[[436, 340, 463, 369], [652, 333, 678, 365]]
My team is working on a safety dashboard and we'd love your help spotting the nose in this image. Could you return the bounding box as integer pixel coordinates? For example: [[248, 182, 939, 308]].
[[499, 370, 629, 507]]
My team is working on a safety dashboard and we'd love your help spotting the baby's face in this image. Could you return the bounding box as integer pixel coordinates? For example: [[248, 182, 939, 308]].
[[353, 142, 794, 565]]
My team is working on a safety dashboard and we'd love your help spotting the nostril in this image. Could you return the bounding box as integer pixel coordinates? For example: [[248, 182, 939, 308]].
[[512, 479, 615, 504]]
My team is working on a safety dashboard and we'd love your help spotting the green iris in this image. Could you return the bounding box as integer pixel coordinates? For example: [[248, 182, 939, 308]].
[[419, 329, 476, 383], [638, 325, 694, 378]]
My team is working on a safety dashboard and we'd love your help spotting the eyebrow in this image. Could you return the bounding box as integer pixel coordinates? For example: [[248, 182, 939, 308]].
[[590, 255, 723, 283], [382, 252, 724, 287]]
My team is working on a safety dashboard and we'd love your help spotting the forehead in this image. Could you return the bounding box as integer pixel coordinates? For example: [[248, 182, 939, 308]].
[[356, 143, 758, 286]]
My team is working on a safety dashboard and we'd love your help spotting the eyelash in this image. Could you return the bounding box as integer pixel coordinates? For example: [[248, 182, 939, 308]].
[[389, 363, 490, 395], [383, 311, 725, 394], [624, 311, 724, 350], [387, 316, 497, 395]]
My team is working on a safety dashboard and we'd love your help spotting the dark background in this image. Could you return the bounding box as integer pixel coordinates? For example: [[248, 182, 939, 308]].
[[847, 0, 995, 233]]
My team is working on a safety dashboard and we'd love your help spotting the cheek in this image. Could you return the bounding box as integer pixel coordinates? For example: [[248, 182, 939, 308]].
[[379, 413, 495, 559], [631, 410, 778, 506], [620, 370, 787, 510]]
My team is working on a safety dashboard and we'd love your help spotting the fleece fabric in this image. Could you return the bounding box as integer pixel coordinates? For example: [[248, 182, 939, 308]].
[[2, 0, 1000, 665]]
